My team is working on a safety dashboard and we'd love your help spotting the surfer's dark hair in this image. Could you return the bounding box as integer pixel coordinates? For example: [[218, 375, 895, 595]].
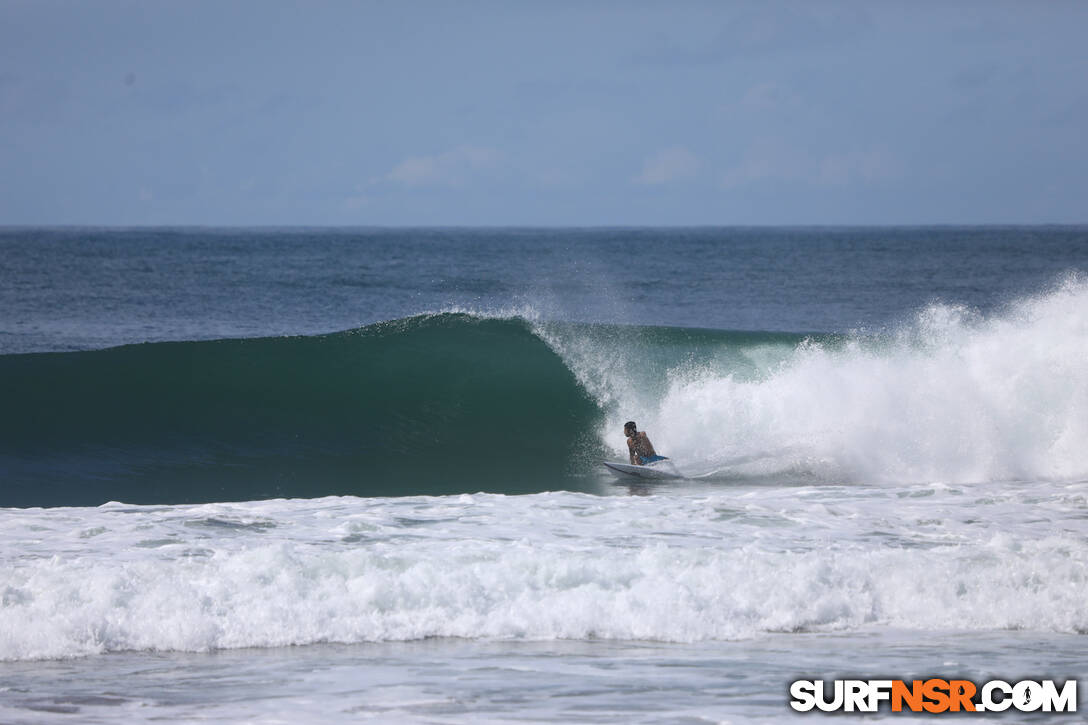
[[624, 421, 637, 432]]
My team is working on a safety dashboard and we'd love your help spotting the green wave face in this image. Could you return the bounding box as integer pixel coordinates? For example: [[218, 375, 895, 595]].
[[1, 314, 608, 507]]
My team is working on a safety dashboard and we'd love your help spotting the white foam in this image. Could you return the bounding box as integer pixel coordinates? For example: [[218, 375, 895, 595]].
[[2, 484, 1086, 661], [547, 275, 1088, 484]]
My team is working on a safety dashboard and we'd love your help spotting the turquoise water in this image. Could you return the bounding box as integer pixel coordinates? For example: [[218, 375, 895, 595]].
[[1, 227, 1086, 721]]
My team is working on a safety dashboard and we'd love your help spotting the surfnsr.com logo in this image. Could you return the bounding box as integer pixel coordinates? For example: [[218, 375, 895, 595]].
[[789, 679, 1078, 713]]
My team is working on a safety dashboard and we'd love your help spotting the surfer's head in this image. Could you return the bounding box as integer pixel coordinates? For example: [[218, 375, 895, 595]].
[[624, 421, 637, 437]]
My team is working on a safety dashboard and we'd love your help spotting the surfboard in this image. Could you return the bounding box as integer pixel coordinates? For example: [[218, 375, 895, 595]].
[[602, 460, 683, 480]]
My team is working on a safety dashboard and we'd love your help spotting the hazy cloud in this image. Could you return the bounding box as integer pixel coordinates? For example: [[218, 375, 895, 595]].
[[818, 149, 898, 186], [634, 147, 701, 185], [722, 141, 897, 189], [384, 146, 502, 188], [342, 193, 370, 211]]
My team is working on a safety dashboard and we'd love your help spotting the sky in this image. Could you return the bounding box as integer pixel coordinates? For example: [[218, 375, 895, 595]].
[[1, 0, 1086, 226]]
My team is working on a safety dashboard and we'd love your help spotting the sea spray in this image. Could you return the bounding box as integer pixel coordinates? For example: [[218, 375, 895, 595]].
[[548, 276, 1088, 484]]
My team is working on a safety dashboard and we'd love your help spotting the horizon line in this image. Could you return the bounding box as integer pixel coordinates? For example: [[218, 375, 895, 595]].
[[3, 222, 1088, 231]]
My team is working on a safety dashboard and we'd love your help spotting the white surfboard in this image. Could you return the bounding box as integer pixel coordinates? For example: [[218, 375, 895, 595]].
[[602, 460, 683, 480]]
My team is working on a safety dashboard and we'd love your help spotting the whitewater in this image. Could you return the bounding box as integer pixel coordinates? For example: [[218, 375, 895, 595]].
[[4, 479, 1087, 661], [542, 274, 1088, 485], [2, 227, 1086, 722]]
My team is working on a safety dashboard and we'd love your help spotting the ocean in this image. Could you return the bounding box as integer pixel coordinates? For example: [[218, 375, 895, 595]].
[[1, 226, 1086, 722]]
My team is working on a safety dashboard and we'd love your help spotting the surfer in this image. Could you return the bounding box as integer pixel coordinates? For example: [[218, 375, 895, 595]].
[[624, 421, 665, 465]]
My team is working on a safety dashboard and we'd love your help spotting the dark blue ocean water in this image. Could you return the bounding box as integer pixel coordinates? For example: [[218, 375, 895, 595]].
[[4, 226, 1086, 354]]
